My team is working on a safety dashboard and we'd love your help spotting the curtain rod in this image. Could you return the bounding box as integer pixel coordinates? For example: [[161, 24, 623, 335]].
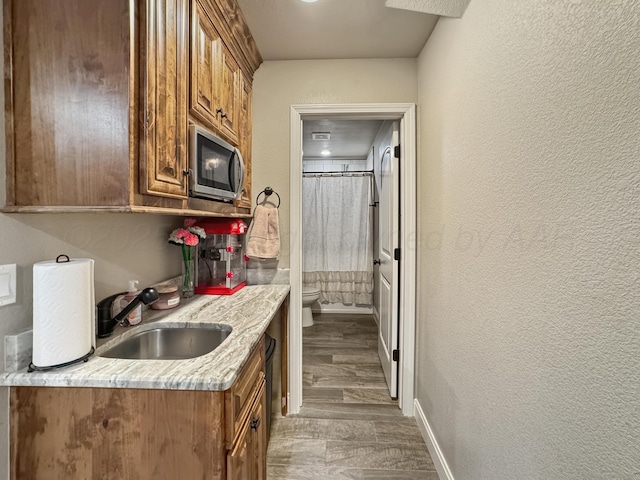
[[302, 171, 373, 178]]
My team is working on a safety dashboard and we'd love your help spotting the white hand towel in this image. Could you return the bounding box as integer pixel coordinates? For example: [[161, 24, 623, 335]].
[[247, 205, 280, 259]]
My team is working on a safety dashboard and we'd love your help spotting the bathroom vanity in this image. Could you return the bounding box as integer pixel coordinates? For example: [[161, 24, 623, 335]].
[[2, 285, 289, 480]]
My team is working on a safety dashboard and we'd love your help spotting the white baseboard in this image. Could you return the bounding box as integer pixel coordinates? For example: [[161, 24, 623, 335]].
[[311, 304, 373, 315], [414, 399, 455, 480]]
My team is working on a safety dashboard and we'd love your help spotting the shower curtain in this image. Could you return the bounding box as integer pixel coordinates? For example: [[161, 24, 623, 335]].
[[302, 175, 373, 305]]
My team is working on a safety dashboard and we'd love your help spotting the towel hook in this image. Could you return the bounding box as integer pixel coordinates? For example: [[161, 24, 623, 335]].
[[255, 186, 280, 208]]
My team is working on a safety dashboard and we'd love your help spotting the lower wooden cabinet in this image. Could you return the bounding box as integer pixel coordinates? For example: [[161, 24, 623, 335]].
[[225, 336, 266, 480], [227, 379, 266, 480], [9, 337, 267, 480], [251, 387, 267, 480]]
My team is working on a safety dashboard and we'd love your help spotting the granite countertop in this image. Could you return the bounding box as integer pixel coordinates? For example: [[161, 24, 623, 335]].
[[0, 284, 289, 391]]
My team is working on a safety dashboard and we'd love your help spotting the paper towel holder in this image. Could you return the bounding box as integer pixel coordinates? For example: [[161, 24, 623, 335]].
[[29, 253, 95, 373], [28, 347, 95, 372]]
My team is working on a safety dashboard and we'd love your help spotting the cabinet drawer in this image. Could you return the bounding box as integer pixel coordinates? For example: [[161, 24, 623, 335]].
[[225, 336, 264, 447]]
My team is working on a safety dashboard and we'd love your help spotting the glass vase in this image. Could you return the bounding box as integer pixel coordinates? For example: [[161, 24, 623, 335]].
[[181, 245, 195, 298]]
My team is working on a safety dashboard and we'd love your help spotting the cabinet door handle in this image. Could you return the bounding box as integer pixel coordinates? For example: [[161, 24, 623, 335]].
[[215, 108, 223, 117], [220, 112, 228, 119], [250, 417, 261, 430]]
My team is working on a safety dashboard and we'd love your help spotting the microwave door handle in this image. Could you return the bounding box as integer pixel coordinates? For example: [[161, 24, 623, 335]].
[[234, 151, 245, 199]]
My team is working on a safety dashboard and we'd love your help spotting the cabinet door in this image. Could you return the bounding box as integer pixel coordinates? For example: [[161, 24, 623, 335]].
[[190, 0, 239, 145], [227, 418, 252, 480], [141, 0, 189, 199], [236, 74, 252, 209], [250, 381, 267, 480], [225, 337, 264, 448], [227, 380, 266, 480], [11, 387, 227, 480], [190, 0, 222, 128], [218, 45, 240, 145]]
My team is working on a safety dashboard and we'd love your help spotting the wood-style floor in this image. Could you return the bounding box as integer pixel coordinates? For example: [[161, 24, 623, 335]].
[[267, 313, 438, 479]]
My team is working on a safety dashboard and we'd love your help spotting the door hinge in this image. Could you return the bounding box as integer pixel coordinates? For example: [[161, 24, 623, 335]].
[[392, 349, 400, 362], [394, 145, 401, 159], [394, 248, 401, 261]]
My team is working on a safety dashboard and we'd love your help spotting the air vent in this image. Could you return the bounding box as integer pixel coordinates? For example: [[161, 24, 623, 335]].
[[311, 132, 331, 141]]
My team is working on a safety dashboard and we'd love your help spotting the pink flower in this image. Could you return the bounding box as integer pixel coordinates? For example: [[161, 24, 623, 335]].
[[183, 233, 199, 246], [184, 218, 197, 228], [175, 228, 189, 239], [169, 228, 189, 245], [168, 221, 206, 246]]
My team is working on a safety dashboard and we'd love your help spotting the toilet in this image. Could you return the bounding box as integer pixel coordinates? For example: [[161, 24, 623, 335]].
[[302, 286, 321, 327]]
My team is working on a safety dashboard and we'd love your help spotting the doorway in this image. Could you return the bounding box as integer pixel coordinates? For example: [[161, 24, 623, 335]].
[[302, 118, 381, 316], [289, 103, 417, 416]]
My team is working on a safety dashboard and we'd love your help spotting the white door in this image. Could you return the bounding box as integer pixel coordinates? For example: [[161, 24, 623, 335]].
[[377, 123, 400, 399]]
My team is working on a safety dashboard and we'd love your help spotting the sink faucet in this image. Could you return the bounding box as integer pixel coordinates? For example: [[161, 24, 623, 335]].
[[96, 287, 159, 338]]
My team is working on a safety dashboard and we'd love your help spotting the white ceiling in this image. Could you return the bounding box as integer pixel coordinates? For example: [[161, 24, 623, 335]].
[[302, 119, 384, 162], [236, 0, 435, 162], [236, 0, 439, 61]]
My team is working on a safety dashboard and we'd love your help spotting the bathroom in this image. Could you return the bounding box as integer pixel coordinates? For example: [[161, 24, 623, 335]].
[[300, 118, 399, 404]]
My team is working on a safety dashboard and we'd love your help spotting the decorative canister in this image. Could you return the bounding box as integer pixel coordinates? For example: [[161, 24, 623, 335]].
[[150, 285, 181, 310]]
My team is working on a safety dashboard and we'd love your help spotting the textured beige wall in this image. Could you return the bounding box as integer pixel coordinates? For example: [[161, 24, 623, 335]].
[[416, 1, 639, 479], [251, 59, 418, 268]]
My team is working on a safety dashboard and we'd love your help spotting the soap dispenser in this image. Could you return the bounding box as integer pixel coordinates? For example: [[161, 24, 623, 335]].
[[113, 280, 143, 326]]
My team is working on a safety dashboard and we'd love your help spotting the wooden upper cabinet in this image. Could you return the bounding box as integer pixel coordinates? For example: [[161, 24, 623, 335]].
[[3, 0, 261, 215], [5, 0, 132, 207], [218, 46, 241, 145], [190, 0, 240, 145], [236, 74, 252, 209], [191, 0, 224, 128], [141, 0, 190, 199]]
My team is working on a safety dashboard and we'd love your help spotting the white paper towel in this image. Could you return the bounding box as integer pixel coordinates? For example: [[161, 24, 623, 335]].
[[32, 257, 95, 368]]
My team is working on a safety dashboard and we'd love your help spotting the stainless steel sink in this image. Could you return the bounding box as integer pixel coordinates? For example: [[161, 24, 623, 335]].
[[99, 325, 232, 360]]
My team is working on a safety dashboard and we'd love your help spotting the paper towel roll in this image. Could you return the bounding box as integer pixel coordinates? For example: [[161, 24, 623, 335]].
[[32, 257, 95, 368]]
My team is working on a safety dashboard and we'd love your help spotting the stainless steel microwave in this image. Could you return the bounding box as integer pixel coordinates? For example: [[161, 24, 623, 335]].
[[188, 125, 245, 202]]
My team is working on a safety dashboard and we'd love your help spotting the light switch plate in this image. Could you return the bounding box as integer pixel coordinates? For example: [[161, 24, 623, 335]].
[[0, 264, 17, 306]]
